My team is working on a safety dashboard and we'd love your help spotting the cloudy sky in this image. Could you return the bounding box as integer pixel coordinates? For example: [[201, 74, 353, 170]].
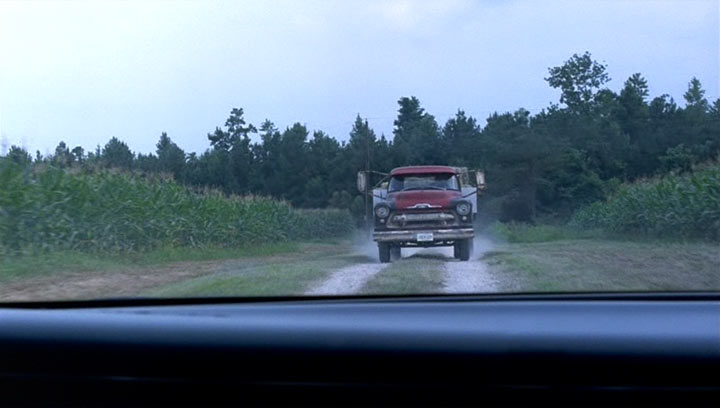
[[0, 0, 717, 156]]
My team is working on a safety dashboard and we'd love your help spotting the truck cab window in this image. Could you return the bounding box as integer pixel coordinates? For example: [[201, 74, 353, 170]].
[[389, 174, 460, 192]]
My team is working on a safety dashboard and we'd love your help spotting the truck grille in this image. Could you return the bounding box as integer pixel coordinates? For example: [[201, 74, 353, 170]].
[[387, 211, 458, 229]]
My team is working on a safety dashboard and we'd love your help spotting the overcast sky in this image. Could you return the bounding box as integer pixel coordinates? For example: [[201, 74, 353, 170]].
[[0, 0, 717, 156]]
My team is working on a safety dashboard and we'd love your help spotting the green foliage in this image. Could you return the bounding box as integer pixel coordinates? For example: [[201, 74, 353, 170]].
[[570, 163, 720, 240], [101, 137, 134, 169], [659, 144, 695, 173], [545, 51, 610, 113], [285, 208, 356, 240], [0, 163, 354, 256], [207, 107, 256, 152], [156, 132, 186, 179], [391, 96, 443, 165], [6, 146, 32, 167], [441, 110, 482, 167]]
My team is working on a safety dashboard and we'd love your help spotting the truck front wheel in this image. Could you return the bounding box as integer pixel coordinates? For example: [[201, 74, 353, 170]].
[[390, 246, 401, 261], [378, 243, 391, 263], [458, 238, 472, 261]]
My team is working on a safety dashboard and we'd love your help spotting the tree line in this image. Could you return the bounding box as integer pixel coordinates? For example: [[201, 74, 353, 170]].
[[3, 52, 718, 223]]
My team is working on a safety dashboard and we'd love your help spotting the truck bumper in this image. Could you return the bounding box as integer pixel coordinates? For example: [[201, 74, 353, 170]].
[[373, 228, 474, 243]]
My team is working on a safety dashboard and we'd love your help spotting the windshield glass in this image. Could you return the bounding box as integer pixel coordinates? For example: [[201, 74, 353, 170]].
[[389, 174, 460, 192], [0, 0, 718, 302]]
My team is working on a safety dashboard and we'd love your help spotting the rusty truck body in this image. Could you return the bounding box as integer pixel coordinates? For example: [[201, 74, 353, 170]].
[[358, 166, 485, 263]]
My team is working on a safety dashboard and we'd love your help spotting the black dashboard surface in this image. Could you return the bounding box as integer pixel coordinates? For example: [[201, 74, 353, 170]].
[[1, 294, 718, 406]]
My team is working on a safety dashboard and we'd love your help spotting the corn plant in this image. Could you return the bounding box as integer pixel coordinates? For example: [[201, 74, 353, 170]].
[[0, 162, 354, 256], [570, 163, 719, 240]]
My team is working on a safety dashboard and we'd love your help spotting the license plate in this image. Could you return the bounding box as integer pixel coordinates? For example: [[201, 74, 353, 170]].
[[416, 233, 434, 242]]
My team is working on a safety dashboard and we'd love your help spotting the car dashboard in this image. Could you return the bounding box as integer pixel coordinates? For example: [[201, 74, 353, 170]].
[[1, 293, 718, 407]]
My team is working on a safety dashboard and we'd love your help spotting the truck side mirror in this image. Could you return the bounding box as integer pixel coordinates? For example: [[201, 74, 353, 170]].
[[475, 171, 486, 191], [357, 171, 367, 193]]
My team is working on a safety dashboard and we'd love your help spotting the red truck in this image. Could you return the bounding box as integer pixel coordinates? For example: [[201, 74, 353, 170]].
[[357, 166, 485, 263]]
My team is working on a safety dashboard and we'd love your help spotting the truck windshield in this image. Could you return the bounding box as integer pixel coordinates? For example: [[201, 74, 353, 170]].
[[389, 174, 460, 192]]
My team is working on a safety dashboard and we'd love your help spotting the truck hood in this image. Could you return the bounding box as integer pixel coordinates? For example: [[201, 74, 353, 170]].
[[388, 190, 461, 210]]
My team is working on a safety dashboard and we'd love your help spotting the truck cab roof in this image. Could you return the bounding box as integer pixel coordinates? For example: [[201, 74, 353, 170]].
[[390, 166, 457, 176]]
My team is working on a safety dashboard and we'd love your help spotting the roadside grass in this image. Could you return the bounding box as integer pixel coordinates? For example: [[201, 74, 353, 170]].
[[483, 239, 720, 292], [486, 221, 605, 243], [147, 242, 364, 297], [360, 252, 446, 295], [0, 242, 300, 283]]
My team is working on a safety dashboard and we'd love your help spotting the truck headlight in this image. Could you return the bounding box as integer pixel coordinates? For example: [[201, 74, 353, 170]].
[[456, 201, 471, 216], [375, 205, 390, 218]]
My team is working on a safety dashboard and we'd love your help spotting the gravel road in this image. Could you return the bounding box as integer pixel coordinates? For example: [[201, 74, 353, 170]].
[[403, 237, 498, 293], [443, 237, 498, 293], [305, 263, 389, 295], [443, 258, 498, 293], [307, 237, 498, 296]]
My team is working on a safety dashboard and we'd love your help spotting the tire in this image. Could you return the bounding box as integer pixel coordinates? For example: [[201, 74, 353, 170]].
[[458, 238, 471, 261], [453, 242, 460, 259], [378, 242, 391, 263], [390, 246, 401, 261]]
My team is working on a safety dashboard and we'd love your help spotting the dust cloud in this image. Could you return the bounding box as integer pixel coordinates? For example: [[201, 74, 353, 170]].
[[471, 235, 494, 261], [350, 230, 381, 260]]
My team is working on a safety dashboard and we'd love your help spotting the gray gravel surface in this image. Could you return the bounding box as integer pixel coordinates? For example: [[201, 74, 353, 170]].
[[443, 258, 498, 293], [443, 237, 499, 294], [306, 263, 389, 295], [308, 236, 498, 295]]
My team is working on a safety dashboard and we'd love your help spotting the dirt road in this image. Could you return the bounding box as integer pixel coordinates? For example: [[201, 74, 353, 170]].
[[443, 258, 498, 293], [306, 237, 498, 295], [0, 240, 499, 301], [442, 239, 499, 294], [306, 263, 389, 295]]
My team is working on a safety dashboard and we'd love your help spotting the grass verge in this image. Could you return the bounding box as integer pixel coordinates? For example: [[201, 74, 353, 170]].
[[148, 242, 363, 297], [483, 239, 720, 292], [0, 242, 300, 283], [486, 221, 604, 243], [360, 251, 446, 295]]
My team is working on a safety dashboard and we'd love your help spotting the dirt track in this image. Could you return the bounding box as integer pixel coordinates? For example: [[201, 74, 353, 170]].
[[306, 263, 389, 295], [443, 257, 498, 293], [1, 239, 499, 301], [442, 237, 498, 293], [307, 237, 499, 295]]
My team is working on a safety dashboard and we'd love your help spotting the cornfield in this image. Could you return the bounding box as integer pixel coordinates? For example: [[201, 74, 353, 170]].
[[0, 163, 354, 256], [570, 163, 719, 240]]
